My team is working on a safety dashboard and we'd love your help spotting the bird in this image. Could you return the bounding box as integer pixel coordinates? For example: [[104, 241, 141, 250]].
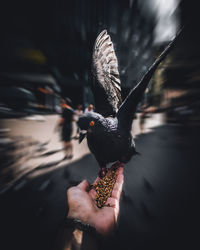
[[78, 29, 182, 177]]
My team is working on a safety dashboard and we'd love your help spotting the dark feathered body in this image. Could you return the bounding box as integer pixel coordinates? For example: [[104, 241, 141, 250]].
[[78, 29, 182, 173], [80, 113, 136, 167]]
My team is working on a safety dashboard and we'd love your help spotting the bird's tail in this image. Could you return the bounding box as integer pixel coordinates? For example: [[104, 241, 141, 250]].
[[117, 27, 183, 129]]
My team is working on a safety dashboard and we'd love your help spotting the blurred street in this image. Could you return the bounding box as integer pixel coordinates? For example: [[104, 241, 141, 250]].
[[0, 114, 90, 193], [1, 114, 200, 250], [1, 1, 200, 249], [0, 113, 164, 193]]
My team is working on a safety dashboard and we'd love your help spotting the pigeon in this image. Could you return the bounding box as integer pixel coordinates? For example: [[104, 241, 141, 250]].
[[78, 29, 182, 177]]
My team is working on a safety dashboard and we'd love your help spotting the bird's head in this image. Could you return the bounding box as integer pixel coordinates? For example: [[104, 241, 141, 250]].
[[78, 112, 103, 143]]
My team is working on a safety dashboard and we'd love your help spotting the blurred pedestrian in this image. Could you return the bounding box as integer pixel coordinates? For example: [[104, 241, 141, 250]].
[[57, 98, 74, 159], [73, 104, 83, 139], [84, 104, 94, 113]]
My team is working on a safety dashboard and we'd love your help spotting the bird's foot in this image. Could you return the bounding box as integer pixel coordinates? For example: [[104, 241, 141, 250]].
[[98, 167, 108, 178], [110, 161, 124, 171]]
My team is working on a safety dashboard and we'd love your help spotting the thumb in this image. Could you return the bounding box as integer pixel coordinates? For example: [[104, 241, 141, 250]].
[[77, 180, 90, 191]]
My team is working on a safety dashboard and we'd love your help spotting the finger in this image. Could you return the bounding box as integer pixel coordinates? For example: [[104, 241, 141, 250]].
[[92, 176, 100, 186], [116, 166, 124, 179], [111, 168, 124, 201], [77, 180, 90, 191], [89, 175, 101, 199], [104, 197, 118, 208], [88, 189, 97, 200]]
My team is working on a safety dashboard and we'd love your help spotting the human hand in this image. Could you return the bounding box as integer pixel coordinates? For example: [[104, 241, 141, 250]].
[[66, 166, 124, 236]]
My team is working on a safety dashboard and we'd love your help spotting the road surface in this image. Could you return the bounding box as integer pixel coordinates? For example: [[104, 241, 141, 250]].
[[0, 113, 200, 250]]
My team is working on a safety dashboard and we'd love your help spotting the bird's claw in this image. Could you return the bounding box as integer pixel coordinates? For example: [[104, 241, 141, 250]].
[[111, 161, 124, 171], [98, 167, 108, 178]]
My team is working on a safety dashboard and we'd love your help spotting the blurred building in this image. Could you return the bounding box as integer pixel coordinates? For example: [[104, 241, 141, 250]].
[[149, 0, 200, 125], [0, 0, 200, 122], [0, 36, 61, 117], [0, 0, 157, 110]]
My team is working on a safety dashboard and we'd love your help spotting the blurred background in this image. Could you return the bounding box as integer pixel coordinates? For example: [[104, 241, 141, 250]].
[[0, 0, 200, 249]]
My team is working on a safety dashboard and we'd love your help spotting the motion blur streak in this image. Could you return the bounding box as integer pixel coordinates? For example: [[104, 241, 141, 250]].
[[1, 1, 200, 250]]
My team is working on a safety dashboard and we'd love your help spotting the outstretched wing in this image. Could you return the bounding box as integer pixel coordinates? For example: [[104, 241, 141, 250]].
[[91, 30, 122, 117], [117, 27, 183, 130]]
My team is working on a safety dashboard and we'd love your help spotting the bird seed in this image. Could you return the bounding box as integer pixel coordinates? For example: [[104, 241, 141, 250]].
[[92, 169, 117, 208]]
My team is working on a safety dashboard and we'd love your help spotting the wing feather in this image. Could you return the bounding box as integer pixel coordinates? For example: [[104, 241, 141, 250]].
[[91, 30, 122, 117]]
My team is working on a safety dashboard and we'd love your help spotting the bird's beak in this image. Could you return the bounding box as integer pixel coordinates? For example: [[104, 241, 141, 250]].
[[79, 130, 87, 143]]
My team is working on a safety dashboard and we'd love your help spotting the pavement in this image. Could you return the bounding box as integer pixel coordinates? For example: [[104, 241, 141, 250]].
[[0, 113, 200, 250]]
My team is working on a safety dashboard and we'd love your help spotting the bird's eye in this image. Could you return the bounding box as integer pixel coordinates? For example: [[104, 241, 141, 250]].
[[90, 121, 95, 126]]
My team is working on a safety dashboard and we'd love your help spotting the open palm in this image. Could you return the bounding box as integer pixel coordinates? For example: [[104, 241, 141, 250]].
[[67, 166, 124, 236]]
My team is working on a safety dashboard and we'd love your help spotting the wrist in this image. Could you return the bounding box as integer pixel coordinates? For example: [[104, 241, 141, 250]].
[[67, 210, 91, 224], [67, 211, 113, 236], [66, 212, 104, 236], [65, 217, 97, 235]]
